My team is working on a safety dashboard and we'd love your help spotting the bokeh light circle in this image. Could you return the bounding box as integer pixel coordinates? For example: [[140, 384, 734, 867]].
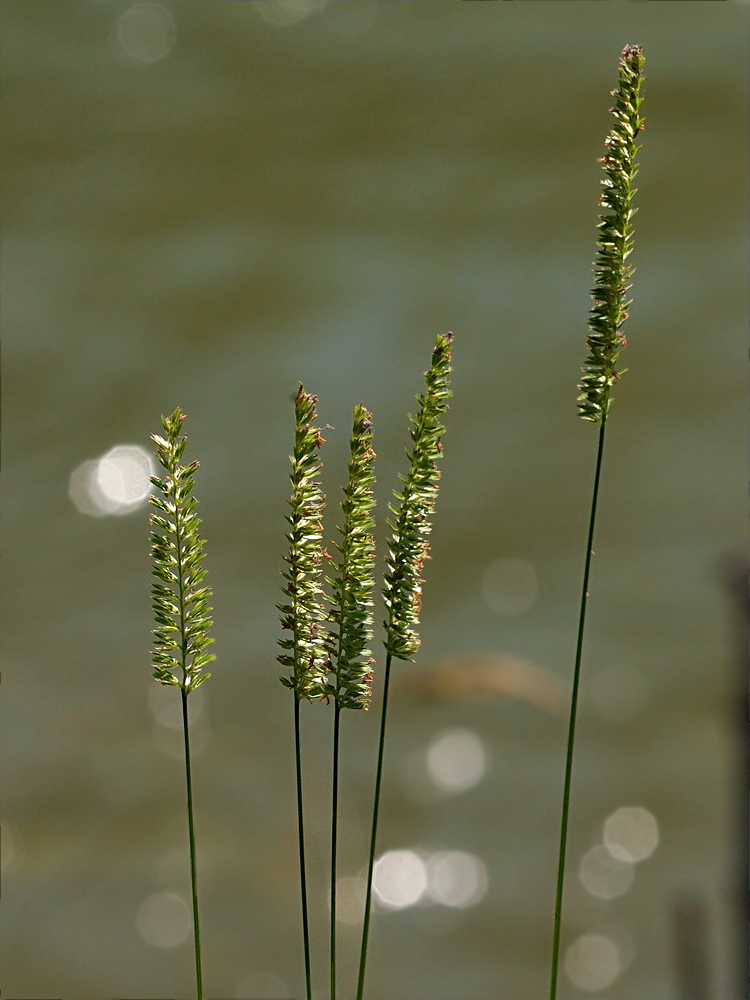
[[565, 933, 621, 991], [425, 728, 487, 794], [373, 850, 427, 910], [579, 844, 634, 900], [604, 806, 659, 863], [426, 851, 488, 908]]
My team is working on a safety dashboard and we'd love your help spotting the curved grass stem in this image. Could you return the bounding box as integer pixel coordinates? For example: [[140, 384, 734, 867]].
[[294, 696, 314, 1000], [552, 43, 644, 994], [549, 416, 607, 1000]]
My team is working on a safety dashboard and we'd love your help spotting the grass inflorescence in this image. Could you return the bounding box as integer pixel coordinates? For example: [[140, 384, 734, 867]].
[[149, 407, 215, 1000], [326, 406, 377, 1000], [578, 43, 645, 426], [549, 43, 645, 1000], [356, 331, 453, 1000]]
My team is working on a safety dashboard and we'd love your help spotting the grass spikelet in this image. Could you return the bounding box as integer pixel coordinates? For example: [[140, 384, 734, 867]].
[[383, 331, 454, 660], [277, 384, 331, 702], [150, 407, 215, 693], [578, 43, 645, 424], [328, 405, 377, 711]]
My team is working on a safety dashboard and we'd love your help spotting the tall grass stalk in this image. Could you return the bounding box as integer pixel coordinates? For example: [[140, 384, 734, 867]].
[[278, 386, 331, 1000], [549, 45, 645, 1000], [356, 332, 453, 1000], [149, 408, 215, 1000], [326, 407, 377, 1000]]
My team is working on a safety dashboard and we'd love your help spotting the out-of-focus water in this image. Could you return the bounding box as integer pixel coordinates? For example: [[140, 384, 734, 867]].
[[3, 2, 747, 998]]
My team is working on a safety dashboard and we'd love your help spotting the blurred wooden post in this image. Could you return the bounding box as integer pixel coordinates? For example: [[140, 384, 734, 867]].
[[721, 553, 748, 1000], [673, 892, 711, 1000]]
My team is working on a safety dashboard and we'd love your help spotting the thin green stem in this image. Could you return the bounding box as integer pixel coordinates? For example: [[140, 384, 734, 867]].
[[549, 416, 607, 1000], [176, 467, 203, 1000], [173, 467, 202, 1000], [356, 652, 393, 1000], [294, 696, 313, 1000], [149, 409, 214, 999], [330, 702, 341, 1000], [181, 688, 203, 1000]]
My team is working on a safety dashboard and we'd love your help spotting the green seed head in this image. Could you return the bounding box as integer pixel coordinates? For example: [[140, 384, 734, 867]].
[[384, 332, 453, 661], [277, 385, 332, 701], [578, 44, 645, 424], [149, 408, 215, 694], [327, 405, 377, 710]]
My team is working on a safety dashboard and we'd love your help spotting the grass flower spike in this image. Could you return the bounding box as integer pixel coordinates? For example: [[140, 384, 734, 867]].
[[327, 406, 376, 1000], [383, 330, 454, 660], [578, 43, 645, 424], [357, 331, 453, 1000], [150, 408, 215, 693], [278, 384, 331, 702], [328, 405, 377, 710], [277, 384, 331, 1000], [149, 407, 214, 1000], [550, 46, 645, 1000]]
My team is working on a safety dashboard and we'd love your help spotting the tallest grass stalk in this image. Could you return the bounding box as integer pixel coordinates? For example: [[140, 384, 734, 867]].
[[549, 45, 645, 1000]]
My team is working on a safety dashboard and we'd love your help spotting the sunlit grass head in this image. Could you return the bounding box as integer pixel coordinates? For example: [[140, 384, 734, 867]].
[[578, 44, 645, 425], [148, 406, 214, 998], [383, 331, 453, 661], [327, 405, 377, 710], [277, 384, 331, 702], [149, 407, 215, 694], [551, 44, 646, 1000]]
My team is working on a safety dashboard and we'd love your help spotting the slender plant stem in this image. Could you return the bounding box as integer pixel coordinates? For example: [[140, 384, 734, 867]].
[[330, 702, 341, 1000], [149, 409, 214, 1000], [181, 687, 204, 1000], [356, 652, 393, 1000], [549, 416, 607, 1000], [176, 472, 203, 1000], [294, 696, 313, 1000]]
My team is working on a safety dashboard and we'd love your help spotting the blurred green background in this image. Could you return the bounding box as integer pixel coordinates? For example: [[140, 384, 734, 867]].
[[2, 2, 747, 998]]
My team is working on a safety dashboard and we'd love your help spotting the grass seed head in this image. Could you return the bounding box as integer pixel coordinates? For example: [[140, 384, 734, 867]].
[[578, 44, 645, 424], [278, 385, 332, 701], [149, 408, 215, 694], [383, 332, 453, 661], [327, 405, 377, 709]]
